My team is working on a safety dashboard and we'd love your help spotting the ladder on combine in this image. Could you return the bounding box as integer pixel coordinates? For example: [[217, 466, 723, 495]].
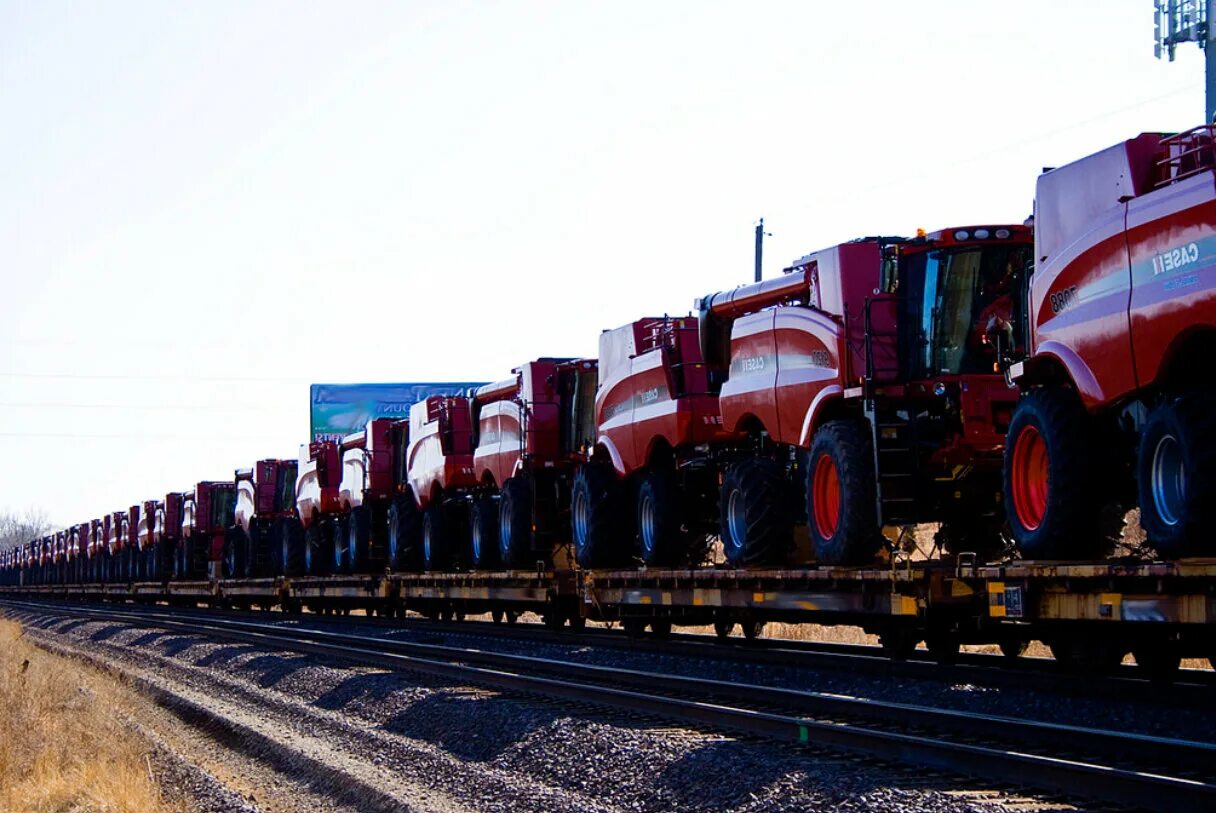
[[862, 297, 919, 528]]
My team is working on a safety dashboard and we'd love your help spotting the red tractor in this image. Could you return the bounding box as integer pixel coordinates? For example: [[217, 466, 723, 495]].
[[574, 226, 1033, 568], [1005, 127, 1216, 558]]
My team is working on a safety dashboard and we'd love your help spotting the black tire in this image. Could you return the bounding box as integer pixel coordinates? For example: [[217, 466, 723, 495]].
[[276, 519, 304, 577], [145, 545, 160, 582], [636, 470, 690, 566], [331, 515, 349, 574], [189, 535, 210, 579], [347, 507, 372, 573], [1132, 641, 1181, 681], [1136, 393, 1216, 557], [806, 420, 881, 565], [1004, 387, 1106, 558], [720, 457, 792, 567], [422, 504, 451, 571], [470, 496, 500, 570], [304, 523, 329, 576], [498, 477, 533, 569], [388, 496, 423, 572], [571, 462, 629, 568], [223, 530, 245, 579]]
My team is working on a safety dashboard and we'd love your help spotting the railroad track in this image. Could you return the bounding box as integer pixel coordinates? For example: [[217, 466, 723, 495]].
[[15, 595, 1215, 708], [4, 598, 1215, 811]]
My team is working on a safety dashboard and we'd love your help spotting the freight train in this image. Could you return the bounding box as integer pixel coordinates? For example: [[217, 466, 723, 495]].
[[4, 127, 1215, 674]]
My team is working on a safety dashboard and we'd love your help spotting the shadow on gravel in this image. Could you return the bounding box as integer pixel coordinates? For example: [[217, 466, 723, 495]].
[[380, 688, 559, 762], [130, 630, 173, 648], [158, 635, 211, 657], [193, 644, 260, 668], [652, 739, 824, 810], [240, 653, 313, 688], [89, 624, 132, 643], [52, 619, 94, 635], [313, 671, 405, 712]]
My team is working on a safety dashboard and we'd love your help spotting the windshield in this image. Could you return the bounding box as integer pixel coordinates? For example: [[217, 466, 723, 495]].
[[903, 243, 1029, 377], [210, 488, 237, 528]]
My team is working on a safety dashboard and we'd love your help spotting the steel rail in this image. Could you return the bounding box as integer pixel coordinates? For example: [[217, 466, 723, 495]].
[[4, 599, 1214, 811]]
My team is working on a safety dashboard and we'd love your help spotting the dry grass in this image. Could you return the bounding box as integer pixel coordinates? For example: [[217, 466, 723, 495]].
[[0, 620, 172, 813]]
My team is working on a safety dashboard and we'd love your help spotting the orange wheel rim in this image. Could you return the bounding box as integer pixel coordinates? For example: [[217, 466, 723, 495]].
[[1012, 425, 1048, 531], [812, 453, 842, 540]]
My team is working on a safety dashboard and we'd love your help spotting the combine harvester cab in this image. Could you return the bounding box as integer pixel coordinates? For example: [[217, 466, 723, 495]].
[[1006, 128, 1216, 559], [574, 317, 733, 568], [296, 442, 342, 575], [402, 395, 477, 571], [230, 459, 301, 578], [469, 358, 598, 570]]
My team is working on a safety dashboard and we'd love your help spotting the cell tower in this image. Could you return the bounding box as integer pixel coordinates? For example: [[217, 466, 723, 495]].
[[1155, 1, 1215, 120]]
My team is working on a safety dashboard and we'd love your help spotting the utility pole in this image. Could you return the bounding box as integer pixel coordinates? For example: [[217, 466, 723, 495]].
[[1155, 1, 1215, 121], [754, 218, 771, 282]]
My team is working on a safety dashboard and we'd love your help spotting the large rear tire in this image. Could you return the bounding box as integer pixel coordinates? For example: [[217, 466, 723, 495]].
[[276, 519, 304, 577], [347, 507, 371, 573], [571, 462, 629, 568], [331, 515, 349, 574], [470, 496, 500, 570], [304, 523, 329, 576], [223, 530, 245, 579], [807, 420, 881, 565], [423, 504, 451, 571], [1004, 387, 1106, 559], [636, 470, 690, 566], [1136, 393, 1216, 557], [499, 477, 533, 569], [388, 496, 423, 572], [720, 457, 792, 567]]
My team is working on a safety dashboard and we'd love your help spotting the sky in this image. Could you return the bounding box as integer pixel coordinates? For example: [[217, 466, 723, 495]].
[[0, 1, 1208, 528]]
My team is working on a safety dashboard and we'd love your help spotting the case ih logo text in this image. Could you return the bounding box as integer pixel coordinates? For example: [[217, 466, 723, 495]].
[[639, 387, 662, 405], [1049, 286, 1077, 315], [1152, 242, 1200, 276]]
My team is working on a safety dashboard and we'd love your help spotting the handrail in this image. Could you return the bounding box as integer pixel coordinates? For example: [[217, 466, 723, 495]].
[[1155, 125, 1216, 187]]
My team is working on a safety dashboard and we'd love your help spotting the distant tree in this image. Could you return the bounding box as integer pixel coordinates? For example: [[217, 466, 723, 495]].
[[0, 509, 53, 550]]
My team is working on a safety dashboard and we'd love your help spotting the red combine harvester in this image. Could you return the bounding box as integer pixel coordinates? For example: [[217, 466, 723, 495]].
[[167, 481, 236, 580], [399, 395, 478, 570], [575, 227, 1033, 568], [1005, 127, 1216, 559], [465, 358, 597, 570], [330, 418, 395, 574], [108, 510, 129, 581], [296, 441, 343, 575], [229, 459, 300, 577]]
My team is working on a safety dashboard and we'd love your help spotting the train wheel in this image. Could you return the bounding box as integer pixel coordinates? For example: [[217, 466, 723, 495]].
[[713, 619, 735, 639], [571, 462, 628, 568], [741, 620, 765, 641], [277, 519, 304, 577], [925, 632, 960, 665], [1050, 638, 1125, 673], [622, 619, 646, 638], [879, 628, 919, 661], [999, 638, 1029, 660], [422, 505, 451, 571], [470, 496, 500, 570], [347, 507, 371, 573], [1005, 387, 1106, 559], [1132, 641, 1182, 681], [388, 496, 423, 572], [498, 477, 532, 569], [491, 609, 505, 624], [1137, 393, 1216, 557], [807, 420, 880, 565], [720, 457, 791, 567], [304, 524, 329, 576]]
